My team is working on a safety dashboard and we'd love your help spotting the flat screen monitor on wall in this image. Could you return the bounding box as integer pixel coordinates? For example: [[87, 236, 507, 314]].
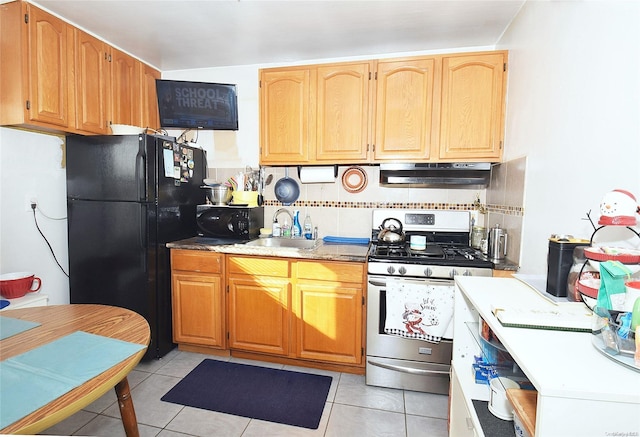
[[156, 79, 238, 130]]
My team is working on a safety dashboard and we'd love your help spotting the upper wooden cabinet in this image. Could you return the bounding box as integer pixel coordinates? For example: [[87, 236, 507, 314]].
[[259, 67, 313, 164], [260, 62, 374, 164], [438, 52, 506, 161], [74, 29, 110, 134], [0, 0, 161, 135], [140, 64, 161, 130], [315, 62, 373, 163], [1, 1, 73, 131], [259, 51, 507, 165], [374, 57, 437, 161], [110, 48, 140, 128]]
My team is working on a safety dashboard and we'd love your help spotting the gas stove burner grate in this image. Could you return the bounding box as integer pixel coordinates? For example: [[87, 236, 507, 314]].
[[442, 247, 479, 260], [372, 242, 448, 259], [373, 244, 408, 257], [407, 245, 445, 258], [369, 241, 492, 266]]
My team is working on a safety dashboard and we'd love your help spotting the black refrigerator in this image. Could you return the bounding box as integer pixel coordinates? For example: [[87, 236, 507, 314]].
[[66, 134, 206, 360]]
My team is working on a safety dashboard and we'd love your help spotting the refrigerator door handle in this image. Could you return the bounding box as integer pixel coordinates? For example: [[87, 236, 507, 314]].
[[140, 203, 148, 273], [136, 140, 147, 202]]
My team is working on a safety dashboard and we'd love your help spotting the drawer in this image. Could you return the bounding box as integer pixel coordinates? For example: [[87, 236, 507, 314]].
[[227, 256, 290, 278], [171, 250, 223, 274], [296, 260, 364, 283]]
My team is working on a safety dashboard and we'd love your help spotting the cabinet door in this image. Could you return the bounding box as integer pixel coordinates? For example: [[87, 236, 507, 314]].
[[294, 260, 364, 364], [293, 280, 363, 364], [439, 52, 506, 161], [74, 29, 109, 134], [26, 4, 71, 127], [260, 68, 313, 164], [111, 48, 141, 127], [374, 58, 437, 161], [172, 272, 225, 348], [315, 62, 372, 162], [228, 275, 290, 356], [140, 63, 160, 130], [449, 365, 480, 437]]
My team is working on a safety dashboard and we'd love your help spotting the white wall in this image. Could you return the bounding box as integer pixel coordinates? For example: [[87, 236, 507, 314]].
[[0, 128, 70, 304], [498, 1, 640, 274]]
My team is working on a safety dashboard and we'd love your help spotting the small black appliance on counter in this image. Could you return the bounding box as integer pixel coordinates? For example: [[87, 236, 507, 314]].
[[546, 236, 590, 297], [196, 205, 263, 241]]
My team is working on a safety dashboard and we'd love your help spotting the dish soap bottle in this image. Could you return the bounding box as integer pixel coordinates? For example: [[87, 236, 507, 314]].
[[272, 218, 281, 237], [292, 210, 302, 237], [282, 217, 291, 237], [303, 213, 313, 239]]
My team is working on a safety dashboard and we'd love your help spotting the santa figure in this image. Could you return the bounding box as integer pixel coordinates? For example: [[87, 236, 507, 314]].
[[599, 189, 640, 226], [402, 303, 426, 335]]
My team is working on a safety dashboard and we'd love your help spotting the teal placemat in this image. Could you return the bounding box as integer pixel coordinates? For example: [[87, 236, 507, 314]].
[[0, 331, 145, 429], [0, 316, 41, 340]]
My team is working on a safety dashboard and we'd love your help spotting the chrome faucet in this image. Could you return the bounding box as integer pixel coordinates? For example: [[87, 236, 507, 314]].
[[273, 208, 293, 224], [273, 208, 293, 237]]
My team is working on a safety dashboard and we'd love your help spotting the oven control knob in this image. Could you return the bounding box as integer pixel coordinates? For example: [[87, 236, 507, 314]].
[[423, 267, 433, 277], [449, 269, 458, 279], [463, 269, 472, 276], [386, 266, 395, 274], [398, 266, 407, 276]]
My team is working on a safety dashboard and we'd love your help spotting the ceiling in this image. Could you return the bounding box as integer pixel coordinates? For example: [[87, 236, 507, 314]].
[[30, 0, 525, 71]]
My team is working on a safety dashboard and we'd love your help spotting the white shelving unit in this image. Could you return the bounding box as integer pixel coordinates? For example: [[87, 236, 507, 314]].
[[450, 276, 640, 437]]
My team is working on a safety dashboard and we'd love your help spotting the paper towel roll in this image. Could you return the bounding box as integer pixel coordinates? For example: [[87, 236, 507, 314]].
[[299, 166, 336, 184]]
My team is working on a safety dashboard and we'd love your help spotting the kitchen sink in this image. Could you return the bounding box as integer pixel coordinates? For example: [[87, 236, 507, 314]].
[[242, 237, 319, 249]]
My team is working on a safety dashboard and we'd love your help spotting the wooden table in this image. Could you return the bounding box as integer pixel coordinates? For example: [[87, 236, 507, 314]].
[[0, 304, 150, 436]]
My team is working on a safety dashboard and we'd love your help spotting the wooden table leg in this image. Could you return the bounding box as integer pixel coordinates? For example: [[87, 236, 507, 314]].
[[114, 377, 140, 437]]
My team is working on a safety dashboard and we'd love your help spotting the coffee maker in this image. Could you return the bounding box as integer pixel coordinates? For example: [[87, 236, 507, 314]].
[[487, 224, 508, 262]]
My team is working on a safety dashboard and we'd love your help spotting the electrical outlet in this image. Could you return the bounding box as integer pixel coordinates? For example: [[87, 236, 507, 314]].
[[26, 195, 37, 212]]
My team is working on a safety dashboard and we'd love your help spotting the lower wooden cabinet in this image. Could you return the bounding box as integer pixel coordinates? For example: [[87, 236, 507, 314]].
[[227, 256, 291, 356], [227, 255, 365, 367], [170, 250, 226, 350], [293, 260, 364, 365], [170, 251, 366, 370]]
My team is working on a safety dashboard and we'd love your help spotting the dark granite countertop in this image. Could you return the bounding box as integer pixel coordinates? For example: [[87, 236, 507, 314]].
[[492, 258, 520, 271], [167, 237, 369, 263]]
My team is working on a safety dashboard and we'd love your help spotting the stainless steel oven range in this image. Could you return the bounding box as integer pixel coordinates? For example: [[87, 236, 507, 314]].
[[366, 209, 492, 394]]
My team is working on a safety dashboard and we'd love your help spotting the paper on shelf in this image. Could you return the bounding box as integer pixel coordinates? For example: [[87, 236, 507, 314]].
[[492, 305, 593, 332]]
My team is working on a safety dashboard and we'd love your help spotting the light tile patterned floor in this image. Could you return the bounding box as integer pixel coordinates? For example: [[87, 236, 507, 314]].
[[40, 349, 449, 437]]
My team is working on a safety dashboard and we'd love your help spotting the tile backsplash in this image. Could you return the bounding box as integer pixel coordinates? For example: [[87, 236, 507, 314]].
[[208, 165, 490, 239], [486, 156, 527, 265], [210, 159, 528, 266]]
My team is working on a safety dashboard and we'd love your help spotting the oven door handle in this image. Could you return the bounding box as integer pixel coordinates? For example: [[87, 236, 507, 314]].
[[367, 359, 450, 376], [368, 278, 453, 287]]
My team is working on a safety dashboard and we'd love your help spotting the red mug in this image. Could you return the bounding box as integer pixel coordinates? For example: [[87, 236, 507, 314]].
[[0, 272, 42, 299]]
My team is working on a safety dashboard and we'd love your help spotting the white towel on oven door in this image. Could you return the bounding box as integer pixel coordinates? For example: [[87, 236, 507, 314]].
[[383, 278, 454, 343]]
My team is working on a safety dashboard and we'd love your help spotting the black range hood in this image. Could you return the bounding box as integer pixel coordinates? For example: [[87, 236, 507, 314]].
[[379, 162, 492, 188]]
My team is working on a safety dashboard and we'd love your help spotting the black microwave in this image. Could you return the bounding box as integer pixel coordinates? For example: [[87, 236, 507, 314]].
[[196, 205, 263, 239]]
